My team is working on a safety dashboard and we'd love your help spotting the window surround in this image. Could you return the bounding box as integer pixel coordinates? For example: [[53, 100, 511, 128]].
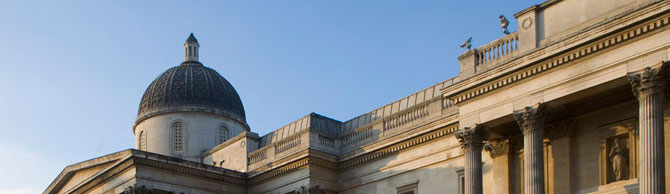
[[217, 124, 230, 144], [396, 181, 418, 194], [171, 120, 186, 154], [139, 130, 147, 151], [457, 168, 465, 194]]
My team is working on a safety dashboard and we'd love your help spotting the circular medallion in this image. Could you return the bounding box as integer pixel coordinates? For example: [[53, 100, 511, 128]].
[[241, 140, 246, 148], [522, 17, 533, 30]]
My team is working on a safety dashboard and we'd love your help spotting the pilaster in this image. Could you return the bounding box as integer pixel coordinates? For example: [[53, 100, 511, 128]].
[[546, 118, 576, 194], [485, 138, 511, 194]]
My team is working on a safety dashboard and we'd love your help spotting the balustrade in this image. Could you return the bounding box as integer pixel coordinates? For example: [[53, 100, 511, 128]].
[[383, 103, 429, 131], [477, 32, 519, 65]]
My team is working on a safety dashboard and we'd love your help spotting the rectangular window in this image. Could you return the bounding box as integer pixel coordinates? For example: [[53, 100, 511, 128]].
[[173, 122, 184, 152], [397, 182, 418, 194], [457, 169, 465, 194]]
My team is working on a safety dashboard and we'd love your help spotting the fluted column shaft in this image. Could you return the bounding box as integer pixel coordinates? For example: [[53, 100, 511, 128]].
[[456, 126, 485, 194], [628, 62, 668, 194], [514, 104, 545, 194]]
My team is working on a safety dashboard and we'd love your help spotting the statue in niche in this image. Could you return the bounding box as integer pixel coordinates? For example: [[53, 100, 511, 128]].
[[609, 138, 628, 181]]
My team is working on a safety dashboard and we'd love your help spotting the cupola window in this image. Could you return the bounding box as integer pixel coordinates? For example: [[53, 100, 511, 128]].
[[218, 125, 229, 144], [139, 131, 147, 151], [173, 122, 184, 152]]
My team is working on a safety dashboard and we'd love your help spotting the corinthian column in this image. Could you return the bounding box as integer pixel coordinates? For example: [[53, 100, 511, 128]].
[[514, 104, 545, 194], [455, 125, 485, 194], [627, 62, 668, 194]]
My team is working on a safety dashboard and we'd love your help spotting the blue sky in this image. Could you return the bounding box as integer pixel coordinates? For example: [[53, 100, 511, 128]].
[[0, 0, 542, 193]]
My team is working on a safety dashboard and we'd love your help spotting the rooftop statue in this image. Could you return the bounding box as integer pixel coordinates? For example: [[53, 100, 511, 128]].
[[460, 37, 472, 50], [500, 15, 510, 34]]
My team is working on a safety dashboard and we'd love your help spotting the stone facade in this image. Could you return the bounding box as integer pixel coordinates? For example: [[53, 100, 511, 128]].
[[45, 0, 670, 193]]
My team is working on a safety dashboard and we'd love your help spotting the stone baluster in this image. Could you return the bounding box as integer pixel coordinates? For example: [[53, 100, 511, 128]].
[[455, 125, 485, 194], [627, 62, 668, 194], [514, 104, 545, 194]]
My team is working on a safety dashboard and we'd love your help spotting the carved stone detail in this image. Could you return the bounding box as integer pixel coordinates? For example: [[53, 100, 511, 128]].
[[484, 138, 510, 158], [514, 104, 545, 134], [546, 117, 576, 140], [295, 185, 325, 194], [455, 125, 485, 150], [120, 185, 152, 194], [628, 62, 669, 98], [609, 138, 629, 181]]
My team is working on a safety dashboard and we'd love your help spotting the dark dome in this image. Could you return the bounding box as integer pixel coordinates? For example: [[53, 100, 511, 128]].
[[136, 61, 246, 125]]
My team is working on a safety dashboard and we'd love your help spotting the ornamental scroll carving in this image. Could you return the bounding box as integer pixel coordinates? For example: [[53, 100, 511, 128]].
[[295, 185, 325, 194], [455, 125, 485, 150], [120, 185, 152, 194], [513, 104, 545, 134], [627, 61, 669, 98], [484, 138, 510, 158]]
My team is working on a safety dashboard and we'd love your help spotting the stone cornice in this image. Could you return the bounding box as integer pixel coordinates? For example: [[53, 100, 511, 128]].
[[338, 114, 457, 161], [246, 122, 459, 182], [134, 157, 246, 185], [444, 2, 670, 105], [208, 131, 260, 154], [44, 150, 131, 194], [338, 123, 459, 170], [134, 106, 250, 133], [68, 156, 135, 194], [247, 156, 337, 186], [338, 97, 443, 139], [66, 150, 246, 194]]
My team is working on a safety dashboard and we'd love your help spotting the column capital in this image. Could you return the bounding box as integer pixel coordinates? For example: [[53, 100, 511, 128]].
[[513, 103, 545, 134], [455, 125, 486, 150], [484, 138, 510, 158], [627, 61, 669, 98]]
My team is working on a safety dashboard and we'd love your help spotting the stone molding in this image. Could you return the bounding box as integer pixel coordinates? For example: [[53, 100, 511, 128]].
[[513, 104, 545, 134], [134, 157, 246, 185], [247, 156, 337, 186], [209, 131, 259, 154], [339, 115, 457, 161], [455, 125, 485, 150], [484, 138, 510, 158], [546, 117, 576, 140], [448, 12, 670, 105], [627, 61, 670, 98], [70, 157, 135, 194], [338, 123, 459, 169]]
